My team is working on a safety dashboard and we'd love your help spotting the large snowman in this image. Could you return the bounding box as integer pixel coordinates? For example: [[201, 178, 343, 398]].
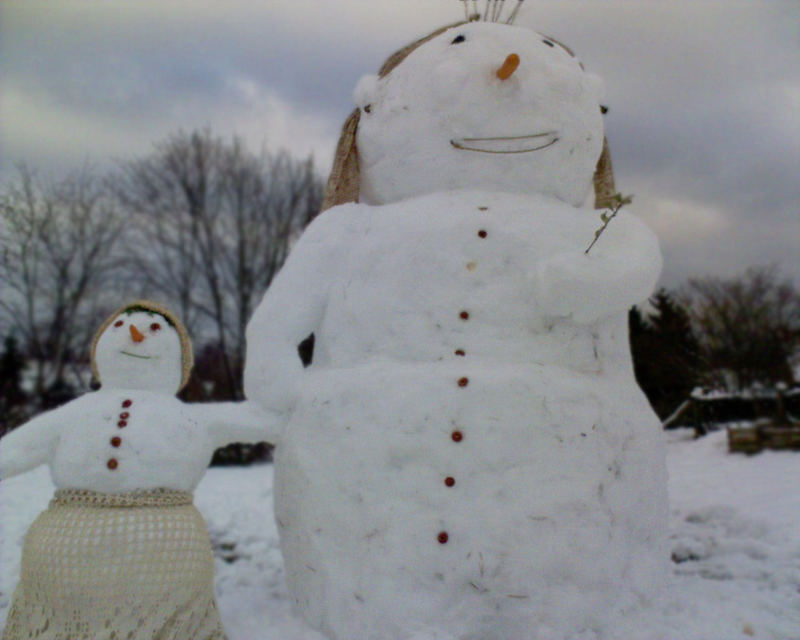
[[246, 14, 667, 640]]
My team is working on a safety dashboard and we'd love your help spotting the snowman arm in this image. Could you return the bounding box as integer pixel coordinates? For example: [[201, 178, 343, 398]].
[[198, 400, 282, 447], [244, 211, 344, 423], [535, 212, 662, 323], [0, 408, 60, 480]]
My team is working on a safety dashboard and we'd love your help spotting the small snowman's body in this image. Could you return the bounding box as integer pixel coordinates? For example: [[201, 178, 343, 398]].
[[246, 20, 667, 640], [32, 389, 250, 493], [1, 301, 272, 640]]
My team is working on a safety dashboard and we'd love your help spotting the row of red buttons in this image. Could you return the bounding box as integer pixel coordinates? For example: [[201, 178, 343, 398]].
[[107, 399, 132, 470], [438, 429, 464, 545], [438, 222, 488, 545]]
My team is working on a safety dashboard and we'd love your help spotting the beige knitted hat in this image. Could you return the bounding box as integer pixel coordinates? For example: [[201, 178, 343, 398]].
[[321, 21, 616, 212], [91, 299, 194, 391]]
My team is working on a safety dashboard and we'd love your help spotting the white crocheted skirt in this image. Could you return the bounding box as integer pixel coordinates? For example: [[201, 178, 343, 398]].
[[2, 488, 227, 640]]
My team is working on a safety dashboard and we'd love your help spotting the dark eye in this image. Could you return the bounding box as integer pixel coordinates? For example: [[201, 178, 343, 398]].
[[542, 39, 555, 48], [150, 323, 161, 332], [451, 34, 466, 44], [600, 105, 609, 114], [363, 104, 372, 114], [114, 320, 124, 328]]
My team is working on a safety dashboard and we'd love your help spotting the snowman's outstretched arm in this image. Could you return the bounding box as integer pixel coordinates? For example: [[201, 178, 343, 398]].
[[198, 400, 282, 448], [535, 211, 662, 324], [0, 407, 60, 480], [244, 211, 344, 434]]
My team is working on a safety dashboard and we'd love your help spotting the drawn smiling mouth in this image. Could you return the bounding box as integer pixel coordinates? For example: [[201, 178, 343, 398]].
[[450, 132, 559, 154], [120, 350, 154, 360]]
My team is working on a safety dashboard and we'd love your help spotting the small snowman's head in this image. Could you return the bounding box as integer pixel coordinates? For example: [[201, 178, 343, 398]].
[[91, 300, 193, 394], [324, 20, 615, 210]]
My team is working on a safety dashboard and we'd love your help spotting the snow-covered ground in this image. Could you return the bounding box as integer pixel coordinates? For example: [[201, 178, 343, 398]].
[[2, 429, 799, 639]]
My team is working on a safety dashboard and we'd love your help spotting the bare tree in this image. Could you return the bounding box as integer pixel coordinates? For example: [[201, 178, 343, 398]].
[[686, 266, 800, 391], [0, 165, 127, 399], [113, 129, 323, 398]]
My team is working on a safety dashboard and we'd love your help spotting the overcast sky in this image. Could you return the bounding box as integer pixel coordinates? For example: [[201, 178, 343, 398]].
[[1, 0, 798, 289]]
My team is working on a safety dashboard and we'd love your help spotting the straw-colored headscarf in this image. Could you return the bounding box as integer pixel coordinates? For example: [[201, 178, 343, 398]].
[[91, 299, 194, 391], [322, 21, 617, 212]]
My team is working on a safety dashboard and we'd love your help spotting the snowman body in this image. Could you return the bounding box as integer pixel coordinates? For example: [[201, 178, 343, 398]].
[[1, 307, 269, 492], [246, 21, 667, 640], [45, 390, 219, 493], [0, 305, 269, 640]]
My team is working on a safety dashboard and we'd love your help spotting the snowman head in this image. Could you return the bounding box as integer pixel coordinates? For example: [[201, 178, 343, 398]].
[[91, 300, 193, 394], [323, 19, 617, 210]]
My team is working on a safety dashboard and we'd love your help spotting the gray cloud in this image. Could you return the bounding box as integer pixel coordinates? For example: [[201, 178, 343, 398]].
[[542, 1, 800, 287], [1, 0, 798, 289]]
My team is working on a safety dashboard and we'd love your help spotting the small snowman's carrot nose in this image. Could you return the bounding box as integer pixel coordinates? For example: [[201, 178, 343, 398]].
[[496, 53, 520, 80], [130, 325, 145, 343]]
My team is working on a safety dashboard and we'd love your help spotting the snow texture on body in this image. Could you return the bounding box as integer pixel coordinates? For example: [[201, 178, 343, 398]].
[[245, 19, 667, 640]]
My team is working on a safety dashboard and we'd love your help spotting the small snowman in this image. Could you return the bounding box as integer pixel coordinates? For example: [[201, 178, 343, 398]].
[[246, 8, 667, 640], [0, 300, 273, 640]]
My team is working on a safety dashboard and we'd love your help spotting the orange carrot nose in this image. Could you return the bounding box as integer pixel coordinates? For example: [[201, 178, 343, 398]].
[[130, 325, 145, 343], [496, 53, 520, 80]]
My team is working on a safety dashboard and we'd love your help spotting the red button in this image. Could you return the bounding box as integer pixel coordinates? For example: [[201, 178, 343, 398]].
[[121, 399, 132, 408], [451, 431, 463, 442], [107, 458, 118, 470], [119, 412, 130, 419], [444, 477, 455, 487], [118, 420, 127, 428], [438, 531, 449, 544], [110, 437, 122, 448], [455, 349, 466, 357], [458, 377, 469, 387], [459, 311, 469, 320], [478, 229, 487, 238]]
